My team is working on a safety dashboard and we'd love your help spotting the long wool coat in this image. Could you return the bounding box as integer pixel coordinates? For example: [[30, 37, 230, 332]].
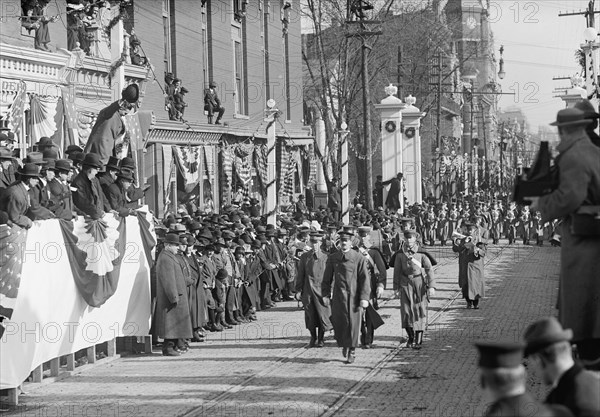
[[322, 249, 371, 348], [154, 249, 193, 339], [452, 239, 486, 300], [538, 133, 600, 341], [393, 243, 434, 331], [295, 247, 332, 332]]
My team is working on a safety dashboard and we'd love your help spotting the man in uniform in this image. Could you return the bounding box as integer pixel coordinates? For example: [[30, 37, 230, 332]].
[[453, 222, 486, 309], [524, 317, 600, 416], [528, 108, 600, 369], [295, 230, 332, 348], [322, 230, 371, 364], [475, 341, 573, 416]]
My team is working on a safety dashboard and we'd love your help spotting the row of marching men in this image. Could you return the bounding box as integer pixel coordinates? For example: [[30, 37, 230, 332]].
[[0, 145, 146, 228]]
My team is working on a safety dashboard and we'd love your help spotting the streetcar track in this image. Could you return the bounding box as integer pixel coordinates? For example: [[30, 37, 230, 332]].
[[177, 243, 519, 417]]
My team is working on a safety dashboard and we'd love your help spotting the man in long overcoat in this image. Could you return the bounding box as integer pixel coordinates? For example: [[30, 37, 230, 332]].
[[322, 231, 371, 364], [382, 172, 403, 212], [154, 233, 193, 356], [528, 107, 600, 369], [295, 231, 332, 348], [452, 222, 486, 309]]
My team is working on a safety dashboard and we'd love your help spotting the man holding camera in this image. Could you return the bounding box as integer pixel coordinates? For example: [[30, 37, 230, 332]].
[[528, 107, 600, 370]]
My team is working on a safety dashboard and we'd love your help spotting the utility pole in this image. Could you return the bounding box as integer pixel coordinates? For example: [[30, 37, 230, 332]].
[[435, 52, 443, 202], [347, 0, 381, 211], [500, 121, 505, 193]]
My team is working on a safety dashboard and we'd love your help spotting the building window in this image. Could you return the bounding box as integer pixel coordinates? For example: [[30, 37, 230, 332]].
[[201, 9, 209, 88], [234, 40, 247, 115], [163, 0, 172, 73]]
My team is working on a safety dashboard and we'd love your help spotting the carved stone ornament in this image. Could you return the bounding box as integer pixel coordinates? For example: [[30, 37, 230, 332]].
[[384, 83, 398, 97], [404, 95, 416, 107]]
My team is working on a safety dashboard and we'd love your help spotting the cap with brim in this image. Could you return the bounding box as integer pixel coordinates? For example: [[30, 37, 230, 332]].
[[35, 137, 54, 147], [549, 108, 593, 127], [309, 230, 325, 238], [117, 170, 134, 182], [338, 231, 354, 240], [169, 223, 187, 233], [250, 240, 262, 249], [357, 226, 372, 236], [523, 317, 573, 356], [475, 340, 525, 368]]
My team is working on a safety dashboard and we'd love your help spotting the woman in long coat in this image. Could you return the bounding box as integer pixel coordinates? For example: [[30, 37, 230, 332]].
[[322, 232, 371, 363], [393, 229, 435, 349], [452, 223, 486, 309], [155, 233, 193, 356]]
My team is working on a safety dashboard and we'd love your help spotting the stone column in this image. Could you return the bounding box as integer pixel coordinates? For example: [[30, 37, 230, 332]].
[[401, 95, 426, 206], [374, 84, 404, 213]]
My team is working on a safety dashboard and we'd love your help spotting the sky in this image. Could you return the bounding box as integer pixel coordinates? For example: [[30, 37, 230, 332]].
[[491, 0, 595, 131]]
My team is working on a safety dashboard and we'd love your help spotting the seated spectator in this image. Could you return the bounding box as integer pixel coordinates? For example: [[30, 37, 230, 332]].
[[71, 153, 110, 219], [204, 81, 225, 125]]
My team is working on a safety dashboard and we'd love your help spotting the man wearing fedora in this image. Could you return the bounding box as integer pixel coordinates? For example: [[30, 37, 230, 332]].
[[106, 169, 137, 216], [98, 156, 121, 199], [22, 152, 55, 221], [47, 159, 76, 220], [0, 163, 44, 229], [528, 107, 600, 370], [154, 232, 193, 356], [0, 148, 16, 199], [71, 153, 110, 219], [574, 99, 600, 148], [204, 81, 225, 125], [84, 84, 139, 166], [474, 341, 573, 417], [524, 317, 600, 416]]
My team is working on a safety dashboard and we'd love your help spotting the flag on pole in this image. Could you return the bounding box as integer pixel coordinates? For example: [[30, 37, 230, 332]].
[[7, 81, 28, 135], [61, 86, 79, 149]]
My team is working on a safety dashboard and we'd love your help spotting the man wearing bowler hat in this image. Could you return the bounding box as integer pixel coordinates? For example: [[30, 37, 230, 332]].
[[22, 152, 55, 221], [475, 340, 573, 416], [106, 169, 137, 216], [71, 153, 110, 219], [527, 107, 600, 369], [524, 317, 600, 416], [0, 163, 44, 229], [47, 159, 76, 220], [204, 81, 225, 125], [84, 84, 139, 165]]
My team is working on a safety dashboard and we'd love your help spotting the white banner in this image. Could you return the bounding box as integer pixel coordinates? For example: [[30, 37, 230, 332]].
[[0, 215, 152, 389]]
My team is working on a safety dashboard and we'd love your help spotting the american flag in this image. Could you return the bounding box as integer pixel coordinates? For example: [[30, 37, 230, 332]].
[[123, 112, 143, 152], [61, 86, 80, 151], [7, 81, 28, 135], [254, 145, 268, 190], [0, 226, 28, 339]]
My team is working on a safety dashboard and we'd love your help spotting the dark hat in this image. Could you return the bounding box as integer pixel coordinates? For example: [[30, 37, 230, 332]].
[[17, 163, 41, 178], [117, 170, 134, 182], [250, 240, 262, 249], [189, 221, 201, 231], [106, 156, 121, 171], [198, 229, 213, 241], [0, 133, 8, 143], [216, 268, 228, 281], [42, 149, 58, 161], [205, 244, 215, 252], [0, 147, 15, 160], [214, 237, 226, 246], [209, 80, 217, 88], [120, 157, 135, 170], [24, 152, 47, 165], [164, 233, 180, 245], [180, 87, 189, 94], [42, 159, 55, 170], [574, 99, 600, 119], [222, 230, 236, 240], [70, 152, 85, 164], [523, 317, 573, 356], [169, 223, 187, 233], [357, 226, 372, 236], [309, 230, 324, 238], [178, 234, 189, 245], [265, 229, 276, 238], [65, 144, 83, 155], [475, 341, 525, 369], [121, 83, 139, 104], [341, 225, 356, 234], [255, 225, 267, 235], [338, 231, 354, 240], [234, 246, 245, 255], [258, 235, 268, 243], [549, 108, 592, 127], [403, 228, 418, 237], [54, 159, 73, 173], [277, 229, 288, 237], [165, 72, 174, 81], [81, 153, 103, 169], [241, 233, 252, 244], [35, 137, 54, 147]]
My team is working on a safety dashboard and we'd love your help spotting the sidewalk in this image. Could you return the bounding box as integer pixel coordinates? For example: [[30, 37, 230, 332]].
[[2, 244, 561, 417]]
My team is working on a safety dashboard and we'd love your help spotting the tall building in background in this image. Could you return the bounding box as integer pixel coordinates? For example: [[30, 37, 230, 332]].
[[0, 0, 312, 217]]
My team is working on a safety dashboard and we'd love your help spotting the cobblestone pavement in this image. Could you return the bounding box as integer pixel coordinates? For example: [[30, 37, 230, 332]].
[[3, 242, 561, 417]]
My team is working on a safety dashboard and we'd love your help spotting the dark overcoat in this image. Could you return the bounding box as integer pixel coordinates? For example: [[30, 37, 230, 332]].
[[452, 239, 486, 300], [295, 247, 332, 331], [538, 133, 600, 341], [185, 253, 207, 329], [154, 249, 193, 339], [71, 172, 109, 219], [84, 101, 125, 166], [322, 249, 371, 348], [47, 178, 75, 220], [484, 393, 573, 417], [546, 363, 600, 416]]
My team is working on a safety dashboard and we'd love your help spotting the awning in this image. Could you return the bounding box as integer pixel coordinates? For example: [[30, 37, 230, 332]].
[[146, 128, 222, 145]]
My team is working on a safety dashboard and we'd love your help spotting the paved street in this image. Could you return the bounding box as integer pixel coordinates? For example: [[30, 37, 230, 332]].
[[4, 243, 561, 417]]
